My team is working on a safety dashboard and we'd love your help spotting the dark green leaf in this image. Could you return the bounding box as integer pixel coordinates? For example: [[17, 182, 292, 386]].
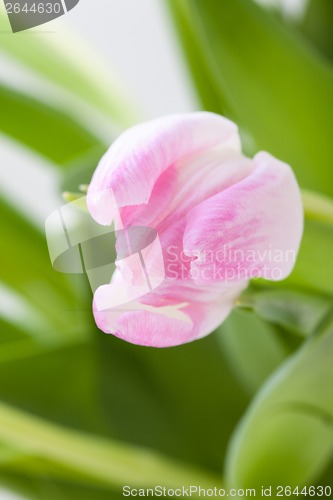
[[167, 0, 230, 114], [238, 289, 332, 336], [300, 0, 333, 61], [0, 341, 108, 435], [0, 400, 223, 492], [96, 331, 249, 472], [179, 0, 333, 196]]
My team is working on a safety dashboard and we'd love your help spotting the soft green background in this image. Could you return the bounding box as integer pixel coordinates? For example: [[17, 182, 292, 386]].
[[0, 0, 333, 498]]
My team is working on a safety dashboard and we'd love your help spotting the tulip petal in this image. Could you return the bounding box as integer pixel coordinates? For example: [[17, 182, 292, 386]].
[[183, 152, 303, 283], [119, 150, 252, 235], [87, 112, 240, 225], [158, 149, 253, 232], [93, 280, 246, 347]]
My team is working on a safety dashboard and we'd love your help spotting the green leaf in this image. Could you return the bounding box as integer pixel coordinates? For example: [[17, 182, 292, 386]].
[[315, 457, 333, 493], [96, 332, 249, 472], [0, 84, 103, 166], [218, 309, 290, 395], [0, 401, 222, 492], [0, 317, 28, 345], [60, 145, 107, 192], [0, 196, 79, 329], [0, 472, 125, 500], [238, 289, 332, 336], [302, 189, 333, 225], [286, 217, 333, 295], [300, 0, 333, 61], [0, 340, 108, 434], [0, 335, 46, 365], [0, 317, 224, 493], [167, 0, 229, 114], [225, 308, 333, 489], [0, 10, 138, 128], [179, 0, 333, 196], [0, 472, 124, 500]]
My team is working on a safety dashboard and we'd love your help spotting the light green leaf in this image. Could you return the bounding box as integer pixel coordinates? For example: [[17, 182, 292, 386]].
[[0, 401, 222, 492], [0, 471, 124, 500], [225, 309, 333, 489], [0, 10, 138, 128], [0, 84, 104, 166], [179, 0, 333, 196], [0, 196, 78, 327], [286, 217, 333, 295], [302, 189, 333, 225]]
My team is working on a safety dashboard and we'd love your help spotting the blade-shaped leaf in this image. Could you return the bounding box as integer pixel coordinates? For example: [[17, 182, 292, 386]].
[[0, 84, 104, 166], [218, 309, 291, 395], [238, 289, 332, 336], [167, 0, 229, 114], [300, 0, 333, 61], [0, 10, 138, 128], [0, 196, 78, 327], [0, 193, 92, 342], [225, 308, 333, 489], [0, 471, 124, 500], [178, 0, 333, 196], [0, 401, 222, 492]]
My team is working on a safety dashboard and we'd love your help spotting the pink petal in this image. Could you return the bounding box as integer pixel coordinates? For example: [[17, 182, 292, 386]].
[[93, 280, 246, 347], [183, 152, 303, 283], [157, 149, 253, 234], [119, 150, 252, 242], [87, 112, 240, 225]]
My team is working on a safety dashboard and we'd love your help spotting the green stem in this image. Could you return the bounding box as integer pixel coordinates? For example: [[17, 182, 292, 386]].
[[302, 189, 333, 224]]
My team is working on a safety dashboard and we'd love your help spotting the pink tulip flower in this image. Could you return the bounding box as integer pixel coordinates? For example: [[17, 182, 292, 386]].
[[87, 112, 303, 347]]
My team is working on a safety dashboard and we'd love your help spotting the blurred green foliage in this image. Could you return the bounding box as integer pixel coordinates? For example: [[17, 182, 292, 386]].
[[0, 0, 333, 498]]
